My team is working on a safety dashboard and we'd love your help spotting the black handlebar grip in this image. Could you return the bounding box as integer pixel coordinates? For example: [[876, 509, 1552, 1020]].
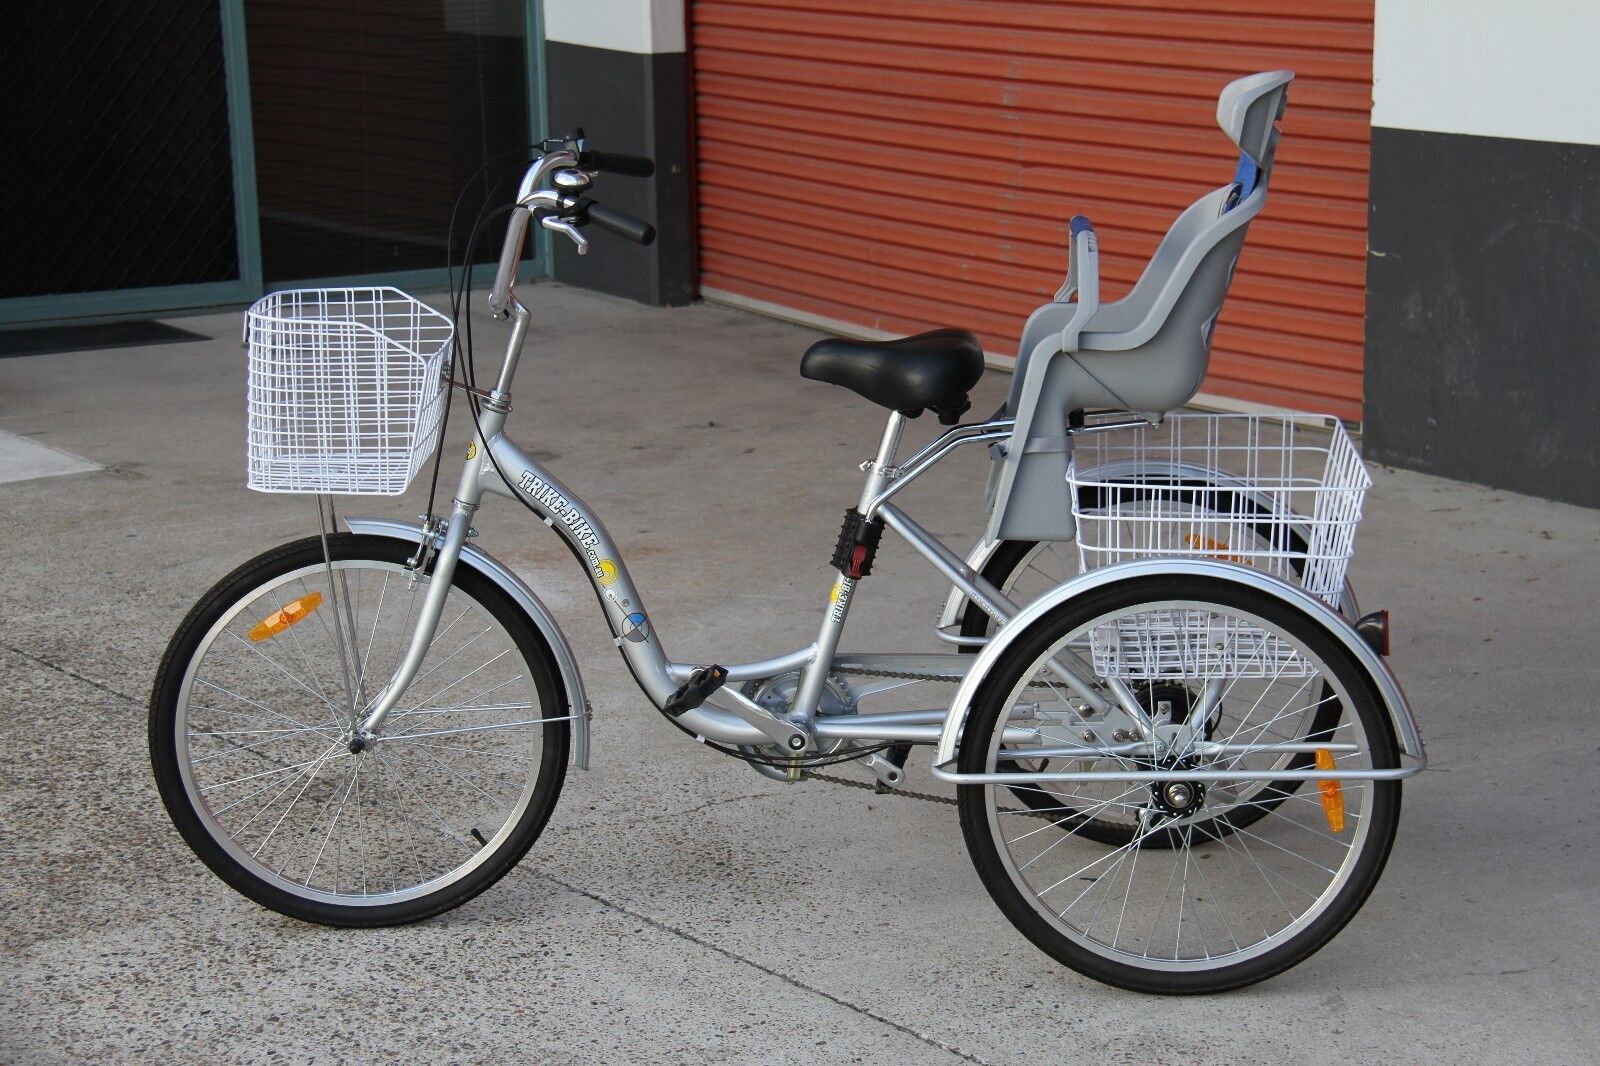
[[584, 150, 656, 178], [582, 201, 657, 246]]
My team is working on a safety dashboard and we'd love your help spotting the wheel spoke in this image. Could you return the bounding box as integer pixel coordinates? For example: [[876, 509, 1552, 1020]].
[[190, 724, 328, 763], [254, 740, 344, 860], [304, 759, 362, 888], [380, 716, 568, 743], [222, 631, 343, 715], [193, 679, 337, 741], [392, 644, 511, 719], [358, 570, 391, 693]]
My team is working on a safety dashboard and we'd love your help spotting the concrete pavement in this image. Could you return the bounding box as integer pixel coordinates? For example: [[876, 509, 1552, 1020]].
[[2, 283, 1597, 1064]]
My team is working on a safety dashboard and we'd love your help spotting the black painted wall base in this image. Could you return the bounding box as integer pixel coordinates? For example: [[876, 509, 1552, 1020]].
[[1366, 127, 1600, 508], [545, 42, 692, 306]]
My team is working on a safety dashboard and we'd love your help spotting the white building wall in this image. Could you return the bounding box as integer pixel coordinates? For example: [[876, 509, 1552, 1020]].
[[1374, 0, 1600, 144], [542, 0, 685, 54]]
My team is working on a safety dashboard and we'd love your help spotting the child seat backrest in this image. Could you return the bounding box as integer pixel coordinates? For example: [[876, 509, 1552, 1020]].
[[987, 71, 1294, 542]]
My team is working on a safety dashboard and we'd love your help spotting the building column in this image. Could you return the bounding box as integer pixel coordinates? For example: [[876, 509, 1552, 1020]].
[[542, 0, 693, 306], [1366, 0, 1600, 507]]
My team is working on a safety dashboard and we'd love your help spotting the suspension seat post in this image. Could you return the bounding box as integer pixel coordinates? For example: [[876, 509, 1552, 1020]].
[[790, 412, 909, 739]]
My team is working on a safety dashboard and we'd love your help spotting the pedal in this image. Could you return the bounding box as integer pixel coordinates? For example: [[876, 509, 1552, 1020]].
[[663, 664, 729, 718]]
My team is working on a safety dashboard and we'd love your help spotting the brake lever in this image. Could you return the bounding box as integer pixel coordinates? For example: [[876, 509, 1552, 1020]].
[[539, 215, 589, 255]]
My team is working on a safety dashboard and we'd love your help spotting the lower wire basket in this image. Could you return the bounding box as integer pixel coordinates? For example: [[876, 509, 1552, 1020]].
[[1067, 413, 1371, 680]]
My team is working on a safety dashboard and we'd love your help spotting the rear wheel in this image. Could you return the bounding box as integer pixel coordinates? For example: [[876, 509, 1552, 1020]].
[[958, 575, 1401, 993], [960, 487, 1346, 841], [149, 534, 570, 927]]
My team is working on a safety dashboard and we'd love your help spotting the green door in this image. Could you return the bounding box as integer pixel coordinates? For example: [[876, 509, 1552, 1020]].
[[0, 0, 261, 324], [0, 1, 546, 326]]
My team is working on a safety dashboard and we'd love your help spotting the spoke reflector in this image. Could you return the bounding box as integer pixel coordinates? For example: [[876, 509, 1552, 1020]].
[[249, 591, 324, 642], [1316, 748, 1345, 832]]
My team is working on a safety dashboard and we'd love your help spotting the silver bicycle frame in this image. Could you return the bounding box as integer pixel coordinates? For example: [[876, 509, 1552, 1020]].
[[354, 386, 1051, 751], [349, 148, 1424, 786]]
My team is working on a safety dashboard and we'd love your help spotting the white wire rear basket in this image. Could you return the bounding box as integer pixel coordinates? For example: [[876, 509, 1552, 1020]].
[[245, 288, 452, 495], [1067, 413, 1370, 680]]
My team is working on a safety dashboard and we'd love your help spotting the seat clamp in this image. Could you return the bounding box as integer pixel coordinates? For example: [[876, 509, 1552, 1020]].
[[858, 459, 901, 478]]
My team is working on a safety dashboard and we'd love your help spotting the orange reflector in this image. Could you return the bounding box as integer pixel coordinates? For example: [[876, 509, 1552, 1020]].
[[1182, 533, 1248, 565], [249, 591, 323, 641], [1315, 748, 1345, 833]]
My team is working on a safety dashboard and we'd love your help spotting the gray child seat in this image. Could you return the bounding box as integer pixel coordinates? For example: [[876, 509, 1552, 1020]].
[[986, 70, 1295, 542]]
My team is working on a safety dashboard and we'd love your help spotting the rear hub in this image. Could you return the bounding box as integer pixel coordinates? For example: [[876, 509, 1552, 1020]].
[[1150, 766, 1207, 819]]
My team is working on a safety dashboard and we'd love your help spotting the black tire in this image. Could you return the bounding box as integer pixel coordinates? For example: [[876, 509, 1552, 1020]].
[[149, 534, 570, 927], [961, 487, 1346, 842], [957, 575, 1401, 994]]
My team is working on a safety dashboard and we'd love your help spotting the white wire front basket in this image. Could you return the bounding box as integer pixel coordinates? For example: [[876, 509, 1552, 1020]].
[[1067, 413, 1371, 679], [245, 288, 452, 495]]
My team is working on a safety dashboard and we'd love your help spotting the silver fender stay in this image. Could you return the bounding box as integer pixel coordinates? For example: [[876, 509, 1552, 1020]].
[[929, 557, 1424, 781], [344, 516, 591, 770]]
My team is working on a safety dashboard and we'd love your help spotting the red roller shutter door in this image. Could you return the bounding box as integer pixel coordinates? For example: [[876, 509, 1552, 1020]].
[[690, 0, 1373, 420]]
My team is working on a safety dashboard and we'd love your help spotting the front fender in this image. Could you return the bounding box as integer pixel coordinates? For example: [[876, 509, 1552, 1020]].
[[931, 557, 1423, 773], [345, 517, 591, 770]]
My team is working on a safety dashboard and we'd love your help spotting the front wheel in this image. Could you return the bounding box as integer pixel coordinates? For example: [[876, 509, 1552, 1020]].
[[958, 575, 1401, 993], [149, 534, 570, 927]]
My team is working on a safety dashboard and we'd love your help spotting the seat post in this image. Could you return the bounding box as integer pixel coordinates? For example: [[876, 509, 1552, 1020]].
[[858, 411, 907, 512], [788, 409, 908, 738]]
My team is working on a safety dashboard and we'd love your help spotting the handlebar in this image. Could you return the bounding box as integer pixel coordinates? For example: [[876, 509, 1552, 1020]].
[[581, 149, 655, 178], [486, 136, 658, 316], [487, 149, 574, 316], [577, 200, 656, 245]]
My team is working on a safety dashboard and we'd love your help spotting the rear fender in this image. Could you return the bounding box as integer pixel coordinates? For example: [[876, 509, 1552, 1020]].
[[931, 557, 1423, 776]]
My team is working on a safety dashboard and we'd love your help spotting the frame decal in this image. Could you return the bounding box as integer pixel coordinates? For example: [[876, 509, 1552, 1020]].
[[518, 469, 605, 571], [829, 577, 854, 623]]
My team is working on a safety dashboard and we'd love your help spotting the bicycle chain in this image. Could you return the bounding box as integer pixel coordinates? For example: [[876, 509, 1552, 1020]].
[[806, 767, 1066, 822], [806, 769, 958, 806], [831, 664, 965, 683], [796, 664, 961, 805], [830, 663, 1060, 690]]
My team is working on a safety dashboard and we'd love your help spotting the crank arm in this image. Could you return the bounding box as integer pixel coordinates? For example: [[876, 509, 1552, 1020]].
[[863, 750, 906, 789], [708, 687, 810, 753]]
